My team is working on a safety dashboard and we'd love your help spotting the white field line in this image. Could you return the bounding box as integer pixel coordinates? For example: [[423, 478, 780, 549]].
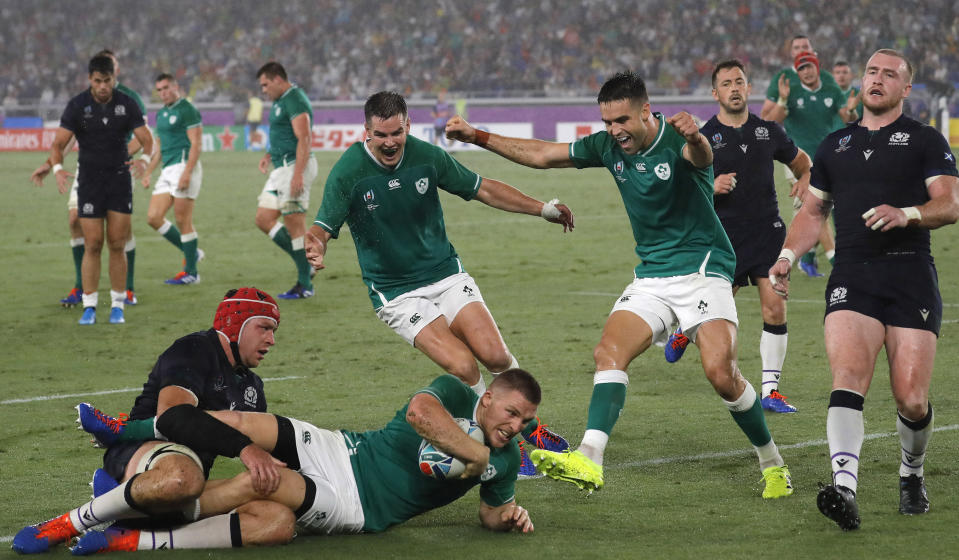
[[0, 376, 303, 406]]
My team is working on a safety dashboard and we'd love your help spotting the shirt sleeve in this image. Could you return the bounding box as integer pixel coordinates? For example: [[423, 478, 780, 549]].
[[284, 90, 311, 120], [412, 375, 475, 413], [480, 444, 519, 507], [568, 131, 607, 169], [59, 99, 79, 133], [809, 141, 833, 198], [771, 122, 800, 164], [435, 148, 481, 201], [313, 167, 351, 238], [921, 126, 959, 179], [184, 104, 203, 129], [152, 336, 216, 398], [126, 98, 145, 133]]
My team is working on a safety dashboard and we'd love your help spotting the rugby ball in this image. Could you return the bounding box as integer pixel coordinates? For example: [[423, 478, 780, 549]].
[[418, 418, 484, 479]]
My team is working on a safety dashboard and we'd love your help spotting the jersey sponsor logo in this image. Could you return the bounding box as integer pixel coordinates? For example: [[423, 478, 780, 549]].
[[409, 313, 422, 325], [619, 295, 630, 303], [835, 134, 852, 153], [388, 178, 401, 189], [863, 149, 874, 160], [888, 132, 910, 146], [654, 162, 670, 180], [739, 144, 748, 153], [824, 97, 833, 108], [754, 126, 769, 140], [920, 308, 930, 322], [114, 105, 126, 116], [303, 430, 312, 444], [415, 177, 429, 194], [102, 117, 109, 125], [635, 162, 647, 172], [243, 386, 258, 408], [829, 286, 848, 305]]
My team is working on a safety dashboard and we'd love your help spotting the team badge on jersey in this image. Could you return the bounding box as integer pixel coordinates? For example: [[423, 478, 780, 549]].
[[243, 386, 258, 408], [169, 115, 177, 125], [415, 177, 429, 194], [835, 134, 852, 153], [654, 163, 671, 180], [824, 98, 833, 108], [828, 286, 848, 306], [480, 463, 497, 482], [274, 106, 281, 116], [114, 105, 126, 116], [889, 132, 910, 146], [755, 126, 769, 140]]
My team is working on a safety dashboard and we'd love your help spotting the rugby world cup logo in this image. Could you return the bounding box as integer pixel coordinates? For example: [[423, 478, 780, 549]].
[[711, 133, 725, 149], [835, 134, 852, 153], [614, 161, 623, 174]]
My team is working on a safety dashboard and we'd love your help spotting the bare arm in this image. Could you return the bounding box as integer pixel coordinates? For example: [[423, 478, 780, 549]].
[[768, 191, 832, 298], [479, 500, 534, 533], [667, 112, 711, 168], [50, 127, 76, 193], [474, 178, 574, 231], [141, 134, 162, 188], [862, 175, 959, 232], [786, 148, 812, 200], [445, 116, 575, 169], [305, 224, 333, 271], [289, 113, 312, 197], [177, 126, 202, 191], [129, 124, 155, 179], [760, 74, 790, 123], [406, 393, 489, 479]]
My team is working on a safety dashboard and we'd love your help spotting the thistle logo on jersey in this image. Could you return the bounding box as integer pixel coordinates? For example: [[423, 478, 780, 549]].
[[889, 132, 910, 146], [755, 127, 769, 140], [836, 134, 852, 153], [654, 163, 671, 180], [388, 178, 401, 190], [415, 177, 429, 194], [829, 286, 848, 305], [114, 105, 126, 116], [243, 386, 258, 408]]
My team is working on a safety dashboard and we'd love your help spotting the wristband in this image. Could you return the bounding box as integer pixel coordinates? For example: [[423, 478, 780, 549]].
[[776, 97, 787, 107], [474, 129, 490, 147], [777, 248, 796, 268], [140, 153, 152, 164], [901, 206, 921, 223], [541, 198, 562, 220], [52, 163, 64, 174]]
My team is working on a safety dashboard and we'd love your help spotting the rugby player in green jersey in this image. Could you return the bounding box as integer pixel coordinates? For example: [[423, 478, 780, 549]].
[[305, 91, 574, 472], [254, 62, 318, 300], [447, 70, 793, 500], [68, 370, 539, 552], [142, 73, 204, 285]]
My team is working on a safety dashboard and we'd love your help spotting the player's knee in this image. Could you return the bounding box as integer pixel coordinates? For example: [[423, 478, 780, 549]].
[[242, 501, 296, 546], [446, 357, 482, 385], [894, 394, 928, 420], [477, 346, 511, 373], [254, 213, 273, 233], [593, 342, 625, 371], [145, 212, 165, 230], [154, 464, 205, 502]]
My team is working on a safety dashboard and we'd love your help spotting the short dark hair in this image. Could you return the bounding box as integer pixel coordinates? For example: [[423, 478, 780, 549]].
[[489, 368, 542, 406], [155, 73, 176, 84], [711, 59, 747, 88], [364, 91, 408, 124], [88, 55, 115, 76], [256, 61, 287, 81], [834, 60, 851, 68], [94, 49, 116, 59], [872, 48, 914, 82], [597, 71, 648, 106], [791, 34, 810, 46]]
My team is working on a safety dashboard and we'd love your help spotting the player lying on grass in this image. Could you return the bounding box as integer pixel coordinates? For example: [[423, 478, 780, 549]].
[[64, 370, 539, 553]]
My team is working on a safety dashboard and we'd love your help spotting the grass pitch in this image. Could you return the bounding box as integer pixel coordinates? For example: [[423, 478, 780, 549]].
[[1, 150, 958, 558]]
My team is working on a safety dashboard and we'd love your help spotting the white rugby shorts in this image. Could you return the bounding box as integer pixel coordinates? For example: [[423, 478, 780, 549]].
[[375, 272, 487, 346], [610, 272, 738, 345], [153, 161, 202, 199], [257, 155, 317, 214]]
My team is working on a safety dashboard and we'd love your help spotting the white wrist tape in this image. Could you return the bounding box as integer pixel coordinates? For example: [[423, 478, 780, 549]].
[[541, 198, 562, 220], [901, 206, 921, 223], [777, 248, 796, 268], [140, 153, 152, 164], [52, 163, 64, 174]]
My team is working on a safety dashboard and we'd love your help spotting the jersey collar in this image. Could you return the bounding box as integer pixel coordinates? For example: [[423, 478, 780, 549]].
[[362, 139, 406, 171], [637, 113, 666, 157]]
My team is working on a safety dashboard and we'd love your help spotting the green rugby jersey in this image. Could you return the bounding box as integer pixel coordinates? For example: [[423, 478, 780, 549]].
[[314, 135, 482, 307], [342, 374, 519, 533], [268, 85, 312, 167], [569, 113, 735, 281], [156, 98, 202, 167], [117, 82, 146, 146], [765, 69, 845, 154], [765, 67, 839, 101]]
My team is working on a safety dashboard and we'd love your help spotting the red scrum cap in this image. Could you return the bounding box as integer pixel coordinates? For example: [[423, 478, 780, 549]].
[[213, 287, 280, 344], [794, 51, 820, 73]]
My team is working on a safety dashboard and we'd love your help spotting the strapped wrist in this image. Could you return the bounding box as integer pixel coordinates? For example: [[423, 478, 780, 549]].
[[777, 248, 796, 267], [901, 206, 921, 223], [473, 129, 490, 147]]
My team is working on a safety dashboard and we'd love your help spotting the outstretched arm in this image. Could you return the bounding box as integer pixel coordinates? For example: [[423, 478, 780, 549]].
[[479, 500, 534, 533], [474, 178, 574, 232], [445, 116, 575, 169]]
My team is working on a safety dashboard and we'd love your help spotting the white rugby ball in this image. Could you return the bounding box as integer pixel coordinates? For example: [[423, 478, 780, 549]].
[[417, 418, 484, 479]]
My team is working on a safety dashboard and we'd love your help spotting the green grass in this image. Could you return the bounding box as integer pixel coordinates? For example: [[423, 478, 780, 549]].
[[1, 149, 958, 559]]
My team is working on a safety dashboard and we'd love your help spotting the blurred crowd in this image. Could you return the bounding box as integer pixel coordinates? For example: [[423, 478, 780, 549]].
[[3, 0, 957, 106]]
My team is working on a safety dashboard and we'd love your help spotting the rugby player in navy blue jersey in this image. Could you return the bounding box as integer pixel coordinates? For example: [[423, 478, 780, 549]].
[[677, 59, 811, 414], [13, 288, 294, 554], [770, 49, 959, 530], [46, 54, 154, 325]]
